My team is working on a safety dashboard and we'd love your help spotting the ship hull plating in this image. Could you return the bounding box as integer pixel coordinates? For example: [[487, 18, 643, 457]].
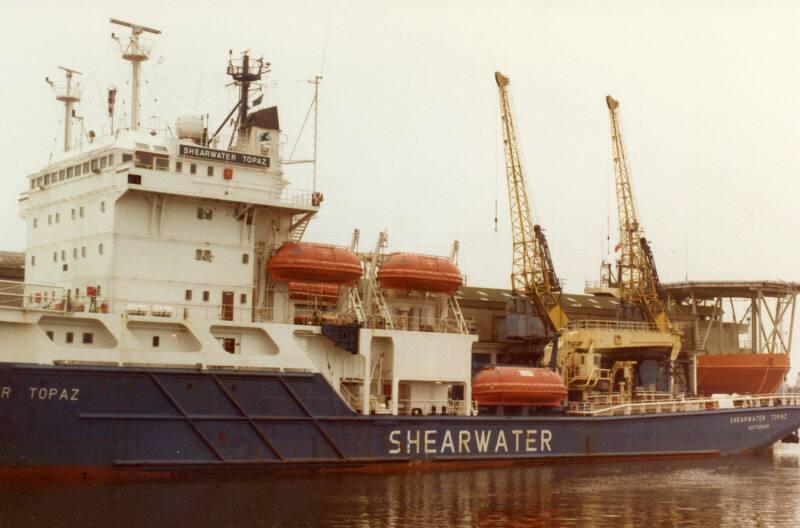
[[1, 364, 799, 476]]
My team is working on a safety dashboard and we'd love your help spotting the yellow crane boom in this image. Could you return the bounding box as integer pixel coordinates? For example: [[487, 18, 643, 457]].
[[606, 95, 670, 331], [495, 71, 568, 331]]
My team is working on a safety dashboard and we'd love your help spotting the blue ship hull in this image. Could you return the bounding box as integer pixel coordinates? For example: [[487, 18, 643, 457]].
[[1, 363, 799, 476]]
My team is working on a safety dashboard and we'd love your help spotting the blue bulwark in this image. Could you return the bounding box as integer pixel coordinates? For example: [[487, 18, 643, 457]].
[[321, 323, 360, 354]]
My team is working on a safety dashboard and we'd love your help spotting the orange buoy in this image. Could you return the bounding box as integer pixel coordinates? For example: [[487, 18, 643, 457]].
[[288, 281, 340, 303], [377, 253, 462, 293], [269, 242, 362, 285], [472, 366, 567, 407]]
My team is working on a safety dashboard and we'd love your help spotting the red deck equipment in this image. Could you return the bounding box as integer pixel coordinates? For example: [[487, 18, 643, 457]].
[[472, 366, 567, 407]]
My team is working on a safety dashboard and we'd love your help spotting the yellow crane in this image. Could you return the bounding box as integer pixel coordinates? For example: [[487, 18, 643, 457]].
[[605, 95, 670, 331], [495, 71, 568, 332]]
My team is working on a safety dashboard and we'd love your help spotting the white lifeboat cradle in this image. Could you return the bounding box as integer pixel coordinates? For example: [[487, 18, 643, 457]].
[[1, 18, 477, 421]]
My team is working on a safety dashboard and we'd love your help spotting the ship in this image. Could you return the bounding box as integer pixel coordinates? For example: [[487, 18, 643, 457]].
[[1, 19, 799, 479]]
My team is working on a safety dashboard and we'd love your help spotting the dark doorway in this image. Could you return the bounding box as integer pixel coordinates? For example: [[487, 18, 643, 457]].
[[221, 291, 234, 321]]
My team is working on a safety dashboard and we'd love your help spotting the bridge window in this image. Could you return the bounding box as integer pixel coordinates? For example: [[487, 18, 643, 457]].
[[190, 163, 197, 175], [242, 253, 249, 264], [176, 161, 183, 173], [207, 166, 214, 177], [65, 332, 74, 344], [152, 336, 160, 347], [82, 332, 94, 344]]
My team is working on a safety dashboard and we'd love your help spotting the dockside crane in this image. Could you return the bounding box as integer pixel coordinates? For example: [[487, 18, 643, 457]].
[[605, 95, 670, 332], [495, 72, 568, 333]]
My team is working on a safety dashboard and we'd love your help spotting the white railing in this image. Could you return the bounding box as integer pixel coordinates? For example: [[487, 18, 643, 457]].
[[569, 393, 800, 417], [2, 280, 474, 335], [567, 319, 661, 333], [0, 280, 66, 313]]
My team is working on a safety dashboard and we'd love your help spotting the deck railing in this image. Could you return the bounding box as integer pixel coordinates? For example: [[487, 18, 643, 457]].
[[568, 393, 800, 417], [0, 280, 66, 313], [566, 319, 661, 333], [0, 281, 472, 335]]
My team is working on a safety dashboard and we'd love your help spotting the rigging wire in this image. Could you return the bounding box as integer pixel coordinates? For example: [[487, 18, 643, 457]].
[[142, 72, 175, 137], [494, 87, 499, 233]]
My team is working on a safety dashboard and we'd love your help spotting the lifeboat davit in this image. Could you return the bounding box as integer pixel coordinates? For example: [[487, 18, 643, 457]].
[[377, 253, 462, 293], [288, 281, 340, 303], [269, 242, 362, 285], [472, 366, 567, 407]]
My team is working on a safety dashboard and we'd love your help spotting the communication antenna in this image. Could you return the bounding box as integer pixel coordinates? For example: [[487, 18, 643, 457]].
[[309, 76, 322, 192], [110, 18, 161, 131], [227, 50, 269, 145], [45, 66, 82, 152]]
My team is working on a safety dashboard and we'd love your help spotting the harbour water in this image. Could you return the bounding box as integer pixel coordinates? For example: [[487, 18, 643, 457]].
[[2, 444, 799, 527]]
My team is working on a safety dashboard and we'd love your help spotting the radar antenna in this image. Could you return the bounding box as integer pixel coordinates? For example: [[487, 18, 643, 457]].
[[110, 18, 161, 131]]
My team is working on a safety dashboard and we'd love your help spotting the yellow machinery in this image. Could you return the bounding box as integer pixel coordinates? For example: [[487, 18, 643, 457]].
[[495, 71, 568, 333], [606, 95, 671, 332]]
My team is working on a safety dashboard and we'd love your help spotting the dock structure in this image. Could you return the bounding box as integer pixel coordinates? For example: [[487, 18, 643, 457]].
[[663, 281, 799, 357]]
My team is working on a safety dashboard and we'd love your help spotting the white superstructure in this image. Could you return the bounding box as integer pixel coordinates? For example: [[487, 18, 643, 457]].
[[1, 19, 477, 418]]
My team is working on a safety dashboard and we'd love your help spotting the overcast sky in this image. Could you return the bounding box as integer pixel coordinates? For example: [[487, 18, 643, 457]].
[[1, 0, 798, 381]]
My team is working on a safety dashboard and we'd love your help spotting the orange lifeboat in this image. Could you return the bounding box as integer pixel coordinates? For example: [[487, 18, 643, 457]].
[[288, 281, 340, 303], [472, 366, 567, 407], [269, 242, 362, 285], [377, 253, 462, 293]]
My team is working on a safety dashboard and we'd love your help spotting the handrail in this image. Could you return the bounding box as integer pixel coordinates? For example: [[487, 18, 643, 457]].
[[1, 280, 476, 335], [567, 319, 661, 332], [569, 393, 800, 417]]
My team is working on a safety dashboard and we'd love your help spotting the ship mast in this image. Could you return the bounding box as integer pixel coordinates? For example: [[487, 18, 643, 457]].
[[606, 95, 670, 331], [495, 71, 568, 332], [110, 18, 161, 131], [227, 50, 269, 146], [46, 66, 81, 152]]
